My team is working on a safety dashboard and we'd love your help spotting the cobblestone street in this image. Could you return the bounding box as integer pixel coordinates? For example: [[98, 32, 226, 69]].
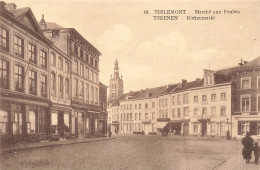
[[2, 135, 256, 170]]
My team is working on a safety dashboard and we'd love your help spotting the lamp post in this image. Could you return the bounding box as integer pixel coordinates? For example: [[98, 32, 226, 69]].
[[226, 117, 231, 140]]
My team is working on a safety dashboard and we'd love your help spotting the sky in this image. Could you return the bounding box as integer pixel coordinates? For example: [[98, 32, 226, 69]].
[[5, 0, 260, 92]]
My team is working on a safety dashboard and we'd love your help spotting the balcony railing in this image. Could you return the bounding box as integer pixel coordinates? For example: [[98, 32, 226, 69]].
[[141, 119, 151, 124], [157, 118, 170, 122]]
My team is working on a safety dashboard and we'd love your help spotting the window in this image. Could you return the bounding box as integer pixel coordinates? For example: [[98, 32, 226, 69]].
[[14, 35, 24, 58], [0, 111, 8, 134], [64, 113, 69, 132], [15, 65, 24, 92], [130, 113, 133, 120], [41, 74, 47, 97], [80, 63, 84, 76], [183, 107, 189, 116], [241, 78, 251, 89], [152, 112, 155, 120], [51, 52, 56, 66], [86, 83, 89, 102], [51, 112, 58, 134], [210, 123, 216, 134], [145, 103, 148, 109], [194, 108, 198, 118], [194, 96, 198, 103], [74, 79, 78, 97], [211, 106, 216, 117], [14, 112, 22, 134], [51, 73, 56, 96], [211, 94, 216, 101], [85, 67, 89, 79], [90, 70, 93, 81], [183, 94, 189, 103], [40, 50, 47, 68], [65, 60, 69, 73], [0, 59, 9, 89], [29, 70, 37, 95], [220, 93, 226, 100], [29, 111, 36, 133], [80, 49, 84, 59], [135, 113, 137, 120], [172, 96, 175, 105], [90, 57, 93, 66], [220, 122, 226, 134], [177, 108, 181, 118], [135, 105, 137, 110], [52, 30, 60, 37], [220, 106, 226, 117], [74, 44, 78, 55], [28, 43, 36, 64], [145, 113, 148, 120], [85, 53, 89, 63], [139, 104, 141, 109], [95, 60, 98, 68], [241, 96, 250, 112], [0, 27, 9, 52], [79, 81, 84, 98], [194, 124, 199, 133], [65, 79, 69, 100], [74, 60, 78, 74], [58, 76, 63, 98], [152, 102, 155, 108], [139, 113, 141, 120], [202, 95, 207, 102], [177, 95, 181, 104], [241, 121, 250, 135], [202, 107, 207, 115], [58, 57, 63, 70], [91, 86, 94, 104], [172, 109, 175, 118]]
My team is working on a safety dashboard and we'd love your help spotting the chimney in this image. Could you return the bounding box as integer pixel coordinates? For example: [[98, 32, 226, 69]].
[[181, 79, 187, 84], [0, 1, 6, 9], [4, 3, 17, 11], [39, 14, 47, 29]]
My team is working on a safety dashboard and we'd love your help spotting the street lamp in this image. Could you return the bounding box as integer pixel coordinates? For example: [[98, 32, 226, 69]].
[[226, 117, 231, 140]]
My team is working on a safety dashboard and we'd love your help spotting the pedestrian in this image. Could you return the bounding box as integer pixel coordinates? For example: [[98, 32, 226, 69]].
[[242, 132, 254, 163], [253, 142, 259, 165]]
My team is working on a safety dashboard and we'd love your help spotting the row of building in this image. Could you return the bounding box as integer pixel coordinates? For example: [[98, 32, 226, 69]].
[[107, 57, 260, 139], [0, 2, 107, 146]]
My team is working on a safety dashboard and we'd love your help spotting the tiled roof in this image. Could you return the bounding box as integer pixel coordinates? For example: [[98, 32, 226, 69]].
[[172, 79, 204, 93], [241, 56, 260, 68], [45, 22, 64, 29], [9, 7, 29, 18], [134, 86, 167, 99], [161, 83, 180, 95]]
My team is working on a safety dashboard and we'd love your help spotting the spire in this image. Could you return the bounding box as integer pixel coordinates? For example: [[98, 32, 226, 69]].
[[39, 14, 47, 29], [114, 58, 119, 70]]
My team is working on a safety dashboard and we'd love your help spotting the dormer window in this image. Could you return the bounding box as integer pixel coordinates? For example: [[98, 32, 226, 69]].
[[52, 30, 60, 37]]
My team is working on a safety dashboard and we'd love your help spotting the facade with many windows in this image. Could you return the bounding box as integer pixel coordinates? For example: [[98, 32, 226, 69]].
[[39, 15, 102, 138], [0, 2, 104, 147], [231, 57, 260, 139], [0, 2, 51, 144]]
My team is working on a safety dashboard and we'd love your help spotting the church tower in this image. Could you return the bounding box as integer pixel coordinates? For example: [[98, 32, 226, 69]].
[[109, 59, 124, 100]]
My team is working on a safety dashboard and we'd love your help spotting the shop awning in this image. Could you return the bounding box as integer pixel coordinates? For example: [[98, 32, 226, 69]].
[[157, 122, 168, 129]]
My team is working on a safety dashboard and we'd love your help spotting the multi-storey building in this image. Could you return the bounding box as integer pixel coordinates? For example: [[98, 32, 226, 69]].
[[39, 16, 102, 138], [231, 57, 260, 139], [99, 82, 108, 135], [0, 2, 104, 147], [0, 2, 52, 143]]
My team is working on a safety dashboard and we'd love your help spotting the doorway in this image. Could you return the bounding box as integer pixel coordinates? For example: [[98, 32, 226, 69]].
[[183, 122, 189, 136], [201, 122, 207, 136]]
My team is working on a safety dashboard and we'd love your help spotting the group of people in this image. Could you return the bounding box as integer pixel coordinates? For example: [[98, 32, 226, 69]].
[[242, 132, 259, 164]]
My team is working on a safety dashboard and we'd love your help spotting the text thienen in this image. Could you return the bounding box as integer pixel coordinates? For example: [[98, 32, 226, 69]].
[[154, 10, 186, 14], [153, 16, 178, 20], [187, 16, 215, 20]]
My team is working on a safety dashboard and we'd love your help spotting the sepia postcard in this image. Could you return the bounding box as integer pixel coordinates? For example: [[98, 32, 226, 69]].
[[0, 0, 260, 169]]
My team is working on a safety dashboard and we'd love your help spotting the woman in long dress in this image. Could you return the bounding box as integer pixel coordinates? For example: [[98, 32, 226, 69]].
[[242, 132, 254, 163]]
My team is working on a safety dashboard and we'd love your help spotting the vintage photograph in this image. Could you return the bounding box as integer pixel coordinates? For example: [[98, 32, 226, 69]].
[[0, 0, 260, 169]]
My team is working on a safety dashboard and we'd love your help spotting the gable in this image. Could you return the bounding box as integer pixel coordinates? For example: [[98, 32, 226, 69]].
[[14, 9, 43, 35]]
